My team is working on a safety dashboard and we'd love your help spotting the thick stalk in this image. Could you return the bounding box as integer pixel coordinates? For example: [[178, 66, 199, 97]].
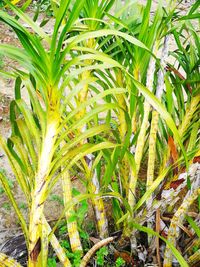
[[91, 169, 108, 239], [0, 253, 22, 267], [76, 39, 94, 121], [28, 114, 59, 267], [50, 234, 71, 267], [131, 67, 140, 134], [124, 44, 160, 249], [41, 216, 48, 267], [187, 249, 200, 267], [146, 110, 160, 243], [124, 51, 158, 245], [147, 36, 169, 193], [76, 38, 108, 239], [163, 164, 200, 267], [62, 170, 83, 252], [178, 95, 200, 138], [116, 69, 129, 190], [146, 36, 169, 238], [128, 46, 158, 211], [43, 218, 71, 266], [115, 69, 131, 241], [116, 69, 127, 139], [187, 121, 199, 152], [147, 111, 159, 191]]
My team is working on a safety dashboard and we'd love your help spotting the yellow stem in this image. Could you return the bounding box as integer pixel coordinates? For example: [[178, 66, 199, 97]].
[[132, 67, 140, 133], [44, 218, 71, 266], [163, 187, 200, 267], [178, 95, 200, 137], [116, 69, 129, 192], [91, 170, 108, 239], [76, 37, 108, 239], [147, 111, 159, 195], [62, 171, 83, 252], [0, 253, 22, 267], [28, 115, 59, 266], [126, 45, 158, 236]]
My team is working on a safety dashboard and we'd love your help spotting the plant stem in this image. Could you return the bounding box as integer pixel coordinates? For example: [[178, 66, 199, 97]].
[[178, 95, 200, 138], [76, 37, 109, 239], [0, 252, 22, 267], [128, 44, 158, 210], [146, 36, 169, 240], [187, 249, 200, 267], [91, 169, 108, 239], [44, 218, 71, 266], [62, 170, 83, 252], [163, 164, 200, 267], [131, 67, 140, 134], [116, 69, 129, 191], [28, 114, 59, 266]]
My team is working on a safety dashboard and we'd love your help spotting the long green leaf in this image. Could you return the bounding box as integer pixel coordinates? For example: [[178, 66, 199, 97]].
[[130, 78, 188, 169]]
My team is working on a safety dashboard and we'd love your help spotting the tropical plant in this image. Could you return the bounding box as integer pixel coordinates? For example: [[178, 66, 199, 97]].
[[0, 0, 199, 266], [0, 0, 119, 265]]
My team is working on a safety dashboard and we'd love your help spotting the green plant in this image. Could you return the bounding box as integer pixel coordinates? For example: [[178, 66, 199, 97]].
[[60, 239, 71, 251], [115, 257, 125, 267], [97, 1, 199, 258], [19, 202, 27, 210], [96, 246, 109, 266], [0, 186, 4, 194], [0, 0, 199, 266], [0, 0, 4, 8], [58, 221, 68, 236], [2, 202, 11, 210], [192, 245, 199, 253], [66, 250, 82, 267], [72, 188, 88, 225], [47, 257, 57, 267], [0, 0, 120, 265]]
